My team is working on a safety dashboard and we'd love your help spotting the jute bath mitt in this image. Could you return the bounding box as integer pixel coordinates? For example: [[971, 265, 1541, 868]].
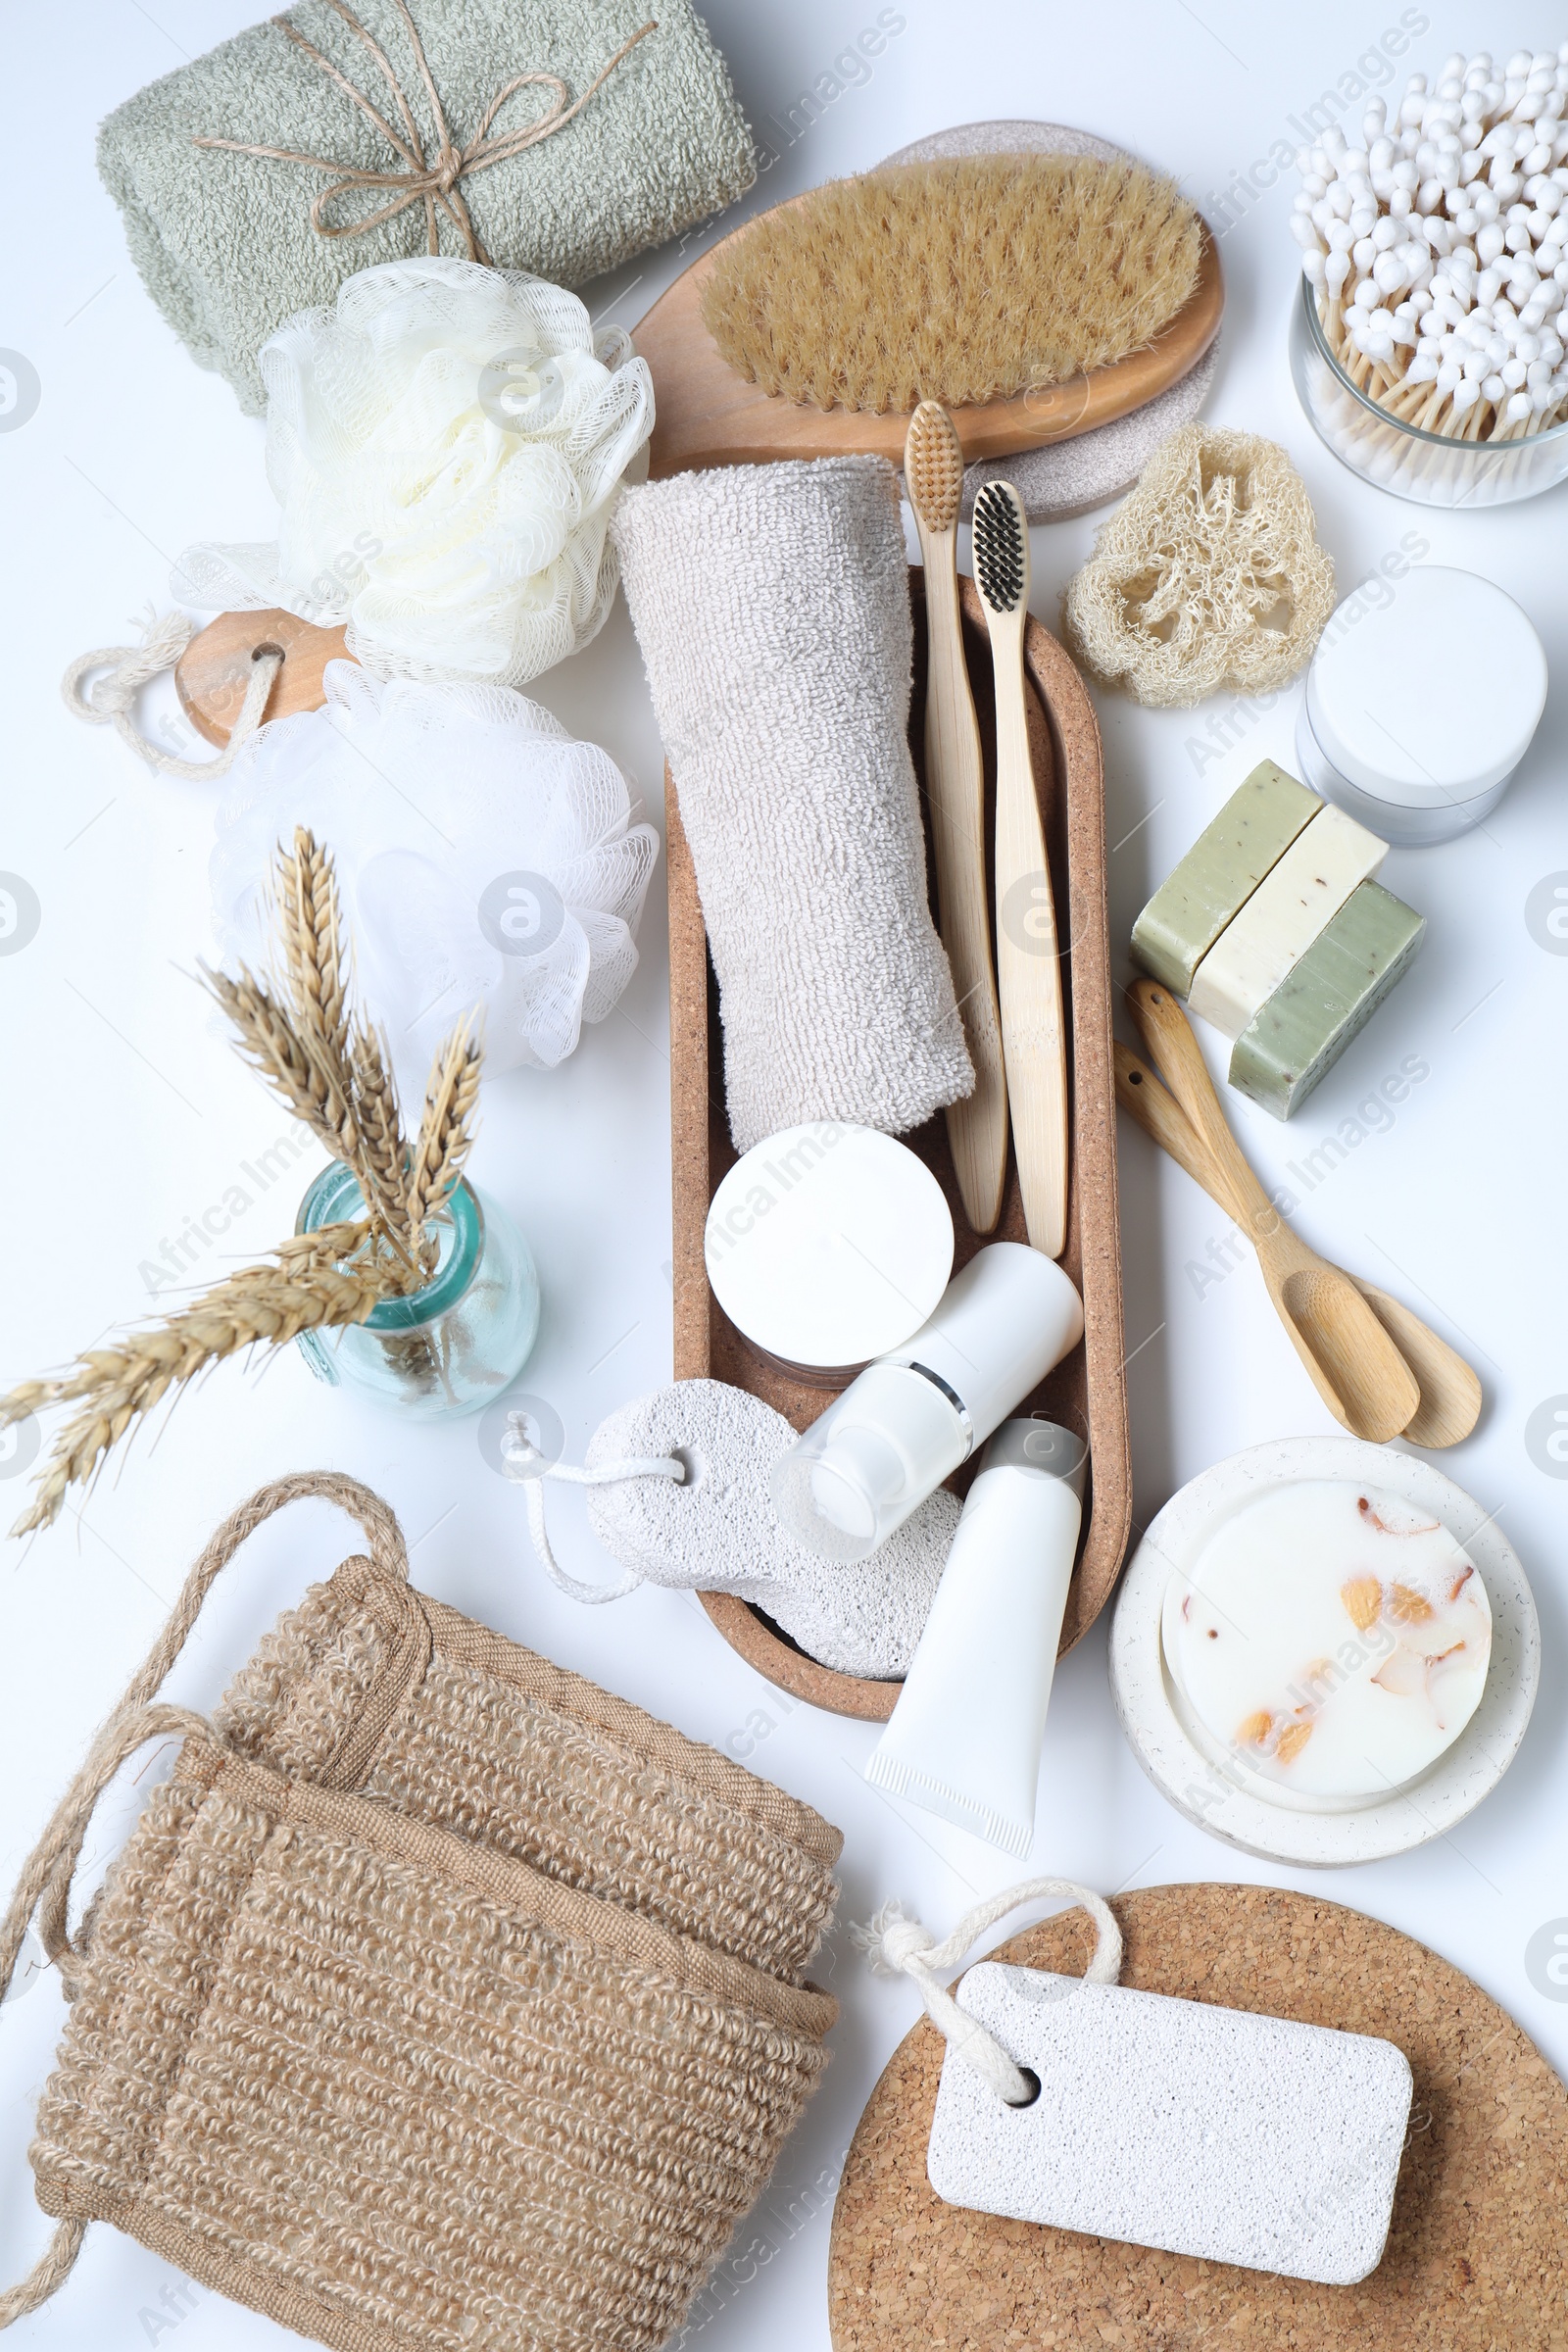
[[1061, 423, 1336, 708], [97, 0, 756, 414], [612, 457, 975, 1152], [3, 1475, 841, 2351]]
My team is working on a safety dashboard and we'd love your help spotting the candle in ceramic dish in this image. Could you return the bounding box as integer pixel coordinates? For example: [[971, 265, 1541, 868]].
[[1162, 1480, 1491, 1809]]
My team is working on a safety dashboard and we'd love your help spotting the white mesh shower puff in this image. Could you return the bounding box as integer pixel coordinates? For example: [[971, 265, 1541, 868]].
[[210, 663, 659, 1086], [174, 258, 655, 690]]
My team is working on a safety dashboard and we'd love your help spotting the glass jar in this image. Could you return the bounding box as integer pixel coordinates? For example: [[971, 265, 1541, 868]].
[[293, 1165, 540, 1418], [1289, 276, 1568, 509]]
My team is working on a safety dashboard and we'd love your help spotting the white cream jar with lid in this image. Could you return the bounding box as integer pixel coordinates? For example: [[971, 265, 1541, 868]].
[[704, 1121, 954, 1378], [1296, 565, 1546, 846]]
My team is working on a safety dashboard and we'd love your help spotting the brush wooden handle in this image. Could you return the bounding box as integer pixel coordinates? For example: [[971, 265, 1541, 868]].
[[918, 521, 1007, 1235], [992, 604, 1067, 1257]]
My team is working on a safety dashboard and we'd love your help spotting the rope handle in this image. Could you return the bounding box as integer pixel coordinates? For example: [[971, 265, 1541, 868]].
[[61, 608, 281, 781], [0, 1702, 215, 2327], [502, 1418, 682, 1605], [852, 1878, 1124, 2107], [36, 1475, 406, 1978]]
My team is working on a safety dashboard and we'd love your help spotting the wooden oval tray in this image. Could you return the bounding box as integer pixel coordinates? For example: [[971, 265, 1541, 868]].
[[634, 197, 1222, 477], [667, 574, 1131, 1721], [828, 1884, 1568, 2351]]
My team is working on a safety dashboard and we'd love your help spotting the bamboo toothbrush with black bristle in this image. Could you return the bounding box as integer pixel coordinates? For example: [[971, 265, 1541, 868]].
[[972, 477, 1068, 1259], [905, 400, 1007, 1236]]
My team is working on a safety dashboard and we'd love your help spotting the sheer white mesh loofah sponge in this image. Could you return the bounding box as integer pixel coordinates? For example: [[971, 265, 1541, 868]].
[[175, 258, 655, 689], [210, 663, 659, 1084]]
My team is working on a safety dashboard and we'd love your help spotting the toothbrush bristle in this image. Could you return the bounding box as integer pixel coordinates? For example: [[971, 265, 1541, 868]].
[[972, 481, 1026, 613], [904, 400, 964, 532]]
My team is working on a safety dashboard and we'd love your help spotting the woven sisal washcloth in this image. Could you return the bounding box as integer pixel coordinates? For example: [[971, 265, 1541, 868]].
[[1, 1473, 840, 2350]]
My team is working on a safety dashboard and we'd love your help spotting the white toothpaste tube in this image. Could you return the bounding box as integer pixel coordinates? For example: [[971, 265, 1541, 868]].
[[865, 1419, 1087, 1857]]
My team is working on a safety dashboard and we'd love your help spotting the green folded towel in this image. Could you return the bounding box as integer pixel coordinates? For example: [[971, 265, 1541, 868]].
[[98, 0, 755, 413]]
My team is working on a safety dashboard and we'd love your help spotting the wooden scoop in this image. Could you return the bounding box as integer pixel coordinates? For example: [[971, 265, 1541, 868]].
[[1124, 979, 1422, 1446], [1113, 1041, 1480, 1448]]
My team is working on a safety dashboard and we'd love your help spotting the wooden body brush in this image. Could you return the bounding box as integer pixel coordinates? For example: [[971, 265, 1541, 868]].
[[906, 402, 1007, 1236], [973, 479, 1068, 1259], [634, 153, 1223, 475]]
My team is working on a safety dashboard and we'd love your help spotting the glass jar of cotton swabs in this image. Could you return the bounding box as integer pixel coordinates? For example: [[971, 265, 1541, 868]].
[[1288, 40, 1568, 505]]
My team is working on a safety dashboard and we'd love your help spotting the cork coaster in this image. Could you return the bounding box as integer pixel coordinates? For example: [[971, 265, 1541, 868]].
[[829, 1884, 1568, 2350]]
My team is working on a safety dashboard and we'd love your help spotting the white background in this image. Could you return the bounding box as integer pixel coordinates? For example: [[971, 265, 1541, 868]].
[[3, 4, 1566, 2347]]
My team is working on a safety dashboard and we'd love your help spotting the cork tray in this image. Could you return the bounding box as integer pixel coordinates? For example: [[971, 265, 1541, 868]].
[[666, 574, 1131, 1722], [828, 1884, 1568, 2351]]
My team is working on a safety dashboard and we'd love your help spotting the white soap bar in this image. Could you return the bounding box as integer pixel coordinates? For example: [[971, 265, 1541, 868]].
[[1162, 1480, 1491, 1811], [1187, 806, 1387, 1040], [927, 1962, 1412, 2284], [705, 1121, 954, 1370]]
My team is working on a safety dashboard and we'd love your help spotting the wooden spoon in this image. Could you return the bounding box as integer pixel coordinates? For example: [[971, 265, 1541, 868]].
[[1113, 1043, 1480, 1448], [1125, 979, 1420, 1445]]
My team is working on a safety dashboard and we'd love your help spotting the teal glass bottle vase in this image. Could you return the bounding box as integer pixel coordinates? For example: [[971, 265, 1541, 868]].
[[294, 1166, 540, 1418]]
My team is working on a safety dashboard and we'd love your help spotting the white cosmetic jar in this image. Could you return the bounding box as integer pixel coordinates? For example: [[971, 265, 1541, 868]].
[[704, 1121, 954, 1379], [1296, 566, 1546, 847]]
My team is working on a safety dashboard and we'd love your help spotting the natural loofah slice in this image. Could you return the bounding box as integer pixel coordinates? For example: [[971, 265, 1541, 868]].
[[700, 157, 1203, 415], [1061, 423, 1337, 709]]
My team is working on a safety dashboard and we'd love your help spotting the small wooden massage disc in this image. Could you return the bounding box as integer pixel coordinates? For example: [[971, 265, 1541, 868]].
[[829, 1884, 1568, 2351], [174, 608, 349, 748]]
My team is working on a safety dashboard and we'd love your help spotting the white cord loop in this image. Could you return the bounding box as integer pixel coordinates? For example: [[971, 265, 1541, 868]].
[[502, 1421, 684, 1605], [852, 1878, 1124, 2106], [61, 610, 282, 780]]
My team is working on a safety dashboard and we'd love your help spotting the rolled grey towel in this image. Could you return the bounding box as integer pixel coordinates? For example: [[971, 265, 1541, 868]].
[[612, 457, 975, 1152], [96, 0, 756, 414]]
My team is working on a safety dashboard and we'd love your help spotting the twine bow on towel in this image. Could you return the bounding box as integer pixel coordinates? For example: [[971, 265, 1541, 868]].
[[194, 0, 659, 268]]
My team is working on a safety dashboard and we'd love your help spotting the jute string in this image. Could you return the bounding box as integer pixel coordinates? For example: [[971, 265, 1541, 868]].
[[1, 1473, 411, 2327], [36, 1473, 408, 1985], [0, 1702, 213, 2324], [502, 1421, 683, 1605], [853, 1879, 1124, 2106], [193, 0, 659, 267], [61, 611, 282, 780]]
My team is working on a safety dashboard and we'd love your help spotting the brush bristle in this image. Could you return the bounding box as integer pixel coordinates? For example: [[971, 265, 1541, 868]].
[[905, 401, 964, 531], [701, 155, 1203, 416], [972, 481, 1027, 613]]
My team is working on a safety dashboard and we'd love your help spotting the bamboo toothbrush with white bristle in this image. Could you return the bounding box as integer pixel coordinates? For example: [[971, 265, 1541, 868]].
[[973, 477, 1068, 1259], [905, 401, 1007, 1236]]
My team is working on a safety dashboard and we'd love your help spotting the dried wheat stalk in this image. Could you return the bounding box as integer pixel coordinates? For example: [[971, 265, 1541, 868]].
[[407, 1017, 482, 1272], [1, 830, 488, 1535], [2, 1250, 395, 1537]]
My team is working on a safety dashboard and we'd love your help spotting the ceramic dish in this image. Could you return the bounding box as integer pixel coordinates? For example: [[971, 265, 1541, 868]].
[[1108, 1436, 1539, 1865]]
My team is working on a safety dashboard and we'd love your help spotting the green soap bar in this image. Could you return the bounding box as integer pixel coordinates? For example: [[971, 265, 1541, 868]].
[[1228, 880, 1426, 1121], [1131, 760, 1322, 996]]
